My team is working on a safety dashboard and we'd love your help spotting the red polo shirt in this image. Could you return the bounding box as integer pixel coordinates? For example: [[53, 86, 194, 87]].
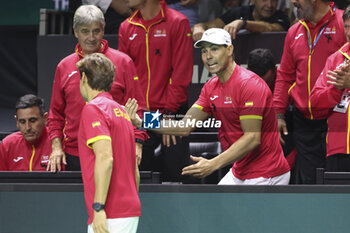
[[78, 92, 140, 225], [194, 65, 290, 179]]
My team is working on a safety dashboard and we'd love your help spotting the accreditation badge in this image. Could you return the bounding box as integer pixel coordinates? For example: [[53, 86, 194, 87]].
[[333, 91, 350, 113]]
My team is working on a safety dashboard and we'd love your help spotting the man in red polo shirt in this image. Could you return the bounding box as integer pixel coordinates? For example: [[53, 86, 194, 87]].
[[0, 94, 52, 171], [77, 53, 140, 233], [126, 28, 290, 185]]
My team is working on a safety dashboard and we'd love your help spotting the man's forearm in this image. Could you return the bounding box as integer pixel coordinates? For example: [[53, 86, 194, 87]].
[[93, 141, 113, 204], [193, 18, 225, 31], [51, 137, 63, 151], [246, 21, 284, 33], [94, 156, 113, 203]]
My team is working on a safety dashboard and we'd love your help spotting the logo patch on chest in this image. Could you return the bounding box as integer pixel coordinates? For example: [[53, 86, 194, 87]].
[[324, 26, 336, 35], [154, 30, 166, 37], [224, 96, 232, 104]]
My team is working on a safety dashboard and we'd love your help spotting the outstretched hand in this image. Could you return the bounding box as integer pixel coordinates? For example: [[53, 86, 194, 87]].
[[182, 155, 215, 178], [162, 134, 177, 147], [125, 98, 142, 128]]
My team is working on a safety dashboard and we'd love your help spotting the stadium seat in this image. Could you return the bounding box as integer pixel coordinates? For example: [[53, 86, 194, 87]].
[[316, 168, 350, 184], [189, 140, 230, 184]]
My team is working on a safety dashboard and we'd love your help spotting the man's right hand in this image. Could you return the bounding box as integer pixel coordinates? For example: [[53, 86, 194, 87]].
[[192, 25, 205, 42], [47, 138, 67, 172], [125, 98, 142, 128], [92, 210, 109, 233], [162, 134, 177, 147], [278, 118, 288, 145], [223, 19, 243, 40]]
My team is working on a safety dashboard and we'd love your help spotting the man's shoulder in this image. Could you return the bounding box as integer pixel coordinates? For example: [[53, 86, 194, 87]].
[[236, 66, 269, 90], [86, 95, 118, 112], [1, 132, 24, 145], [333, 8, 345, 26], [238, 65, 257, 77], [119, 17, 130, 29], [327, 44, 348, 64], [58, 52, 79, 67], [204, 76, 219, 86], [105, 47, 132, 64], [236, 66, 259, 82], [335, 8, 344, 18], [285, 21, 303, 37]]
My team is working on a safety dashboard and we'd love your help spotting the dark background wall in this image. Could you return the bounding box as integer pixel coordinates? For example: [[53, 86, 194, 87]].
[[0, 26, 38, 109], [0, 1, 68, 108], [0, 31, 285, 133], [0, 1, 66, 133], [0, 1, 67, 26], [37, 32, 286, 112]]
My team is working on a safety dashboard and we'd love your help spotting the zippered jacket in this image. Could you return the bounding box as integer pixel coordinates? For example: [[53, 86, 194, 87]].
[[310, 42, 350, 156], [0, 127, 52, 171], [118, 0, 193, 112], [273, 2, 346, 119], [48, 40, 148, 156]]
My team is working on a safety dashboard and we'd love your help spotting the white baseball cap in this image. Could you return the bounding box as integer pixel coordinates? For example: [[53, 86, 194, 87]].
[[194, 28, 232, 48]]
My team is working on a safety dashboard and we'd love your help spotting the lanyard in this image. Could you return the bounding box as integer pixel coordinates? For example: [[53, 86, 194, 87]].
[[299, 22, 328, 54], [300, 6, 336, 54]]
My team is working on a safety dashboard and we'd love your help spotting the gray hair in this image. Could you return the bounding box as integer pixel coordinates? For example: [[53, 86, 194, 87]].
[[73, 5, 105, 30]]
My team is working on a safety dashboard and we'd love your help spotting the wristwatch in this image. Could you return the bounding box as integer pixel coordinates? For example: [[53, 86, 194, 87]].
[[92, 203, 105, 212], [240, 17, 247, 29]]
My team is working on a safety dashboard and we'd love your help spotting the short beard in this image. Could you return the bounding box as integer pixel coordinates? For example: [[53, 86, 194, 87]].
[[295, 1, 314, 21]]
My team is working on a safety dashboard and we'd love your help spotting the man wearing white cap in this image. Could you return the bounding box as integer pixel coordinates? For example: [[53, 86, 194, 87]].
[[126, 28, 290, 185]]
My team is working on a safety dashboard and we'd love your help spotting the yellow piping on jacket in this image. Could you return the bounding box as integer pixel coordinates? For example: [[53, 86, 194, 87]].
[[128, 9, 165, 110], [29, 145, 35, 171]]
